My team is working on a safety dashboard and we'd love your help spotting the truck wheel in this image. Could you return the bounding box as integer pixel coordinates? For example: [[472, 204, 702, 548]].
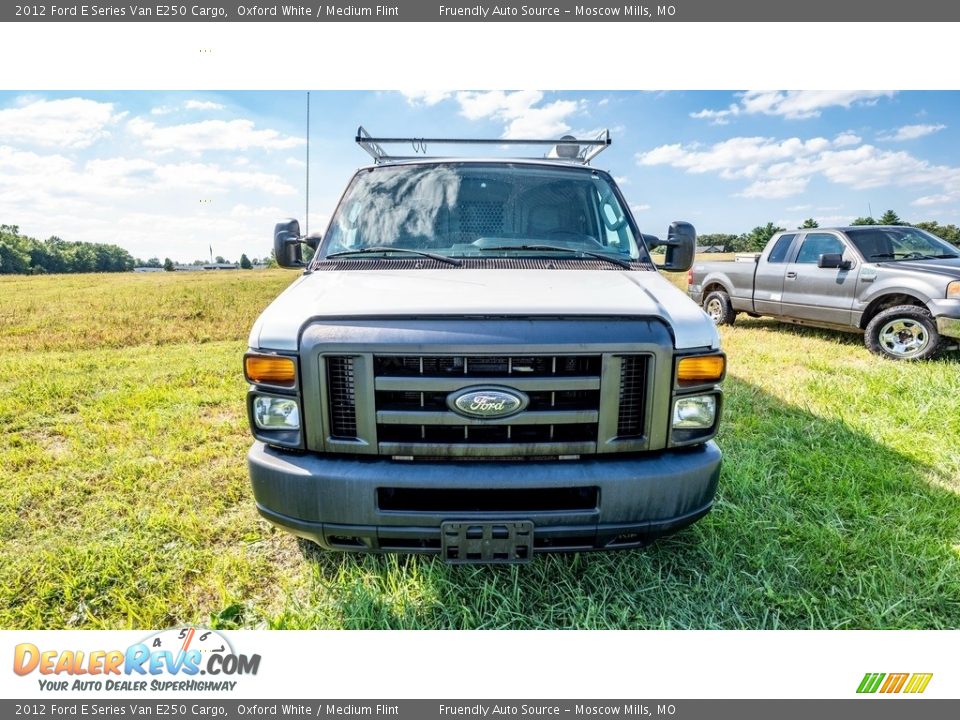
[[703, 290, 737, 326], [865, 305, 944, 361]]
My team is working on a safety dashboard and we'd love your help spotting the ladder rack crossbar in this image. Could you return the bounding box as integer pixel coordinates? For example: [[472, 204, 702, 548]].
[[355, 126, 611, 165]]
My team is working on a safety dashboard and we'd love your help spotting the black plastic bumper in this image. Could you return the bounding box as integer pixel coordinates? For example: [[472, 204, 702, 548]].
[[248, 441, 721, 555]]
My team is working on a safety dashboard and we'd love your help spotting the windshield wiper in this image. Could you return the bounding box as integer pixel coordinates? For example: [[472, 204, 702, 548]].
[[325, 246, 462, 267], [477, 244, 634, 270]]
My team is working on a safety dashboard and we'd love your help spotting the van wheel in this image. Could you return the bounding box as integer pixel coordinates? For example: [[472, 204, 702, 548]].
[[703, 290, 737, 326], [865, 305, 943, 360]]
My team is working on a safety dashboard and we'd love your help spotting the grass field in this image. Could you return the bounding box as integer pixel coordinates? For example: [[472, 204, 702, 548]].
[[1, 269, 959, 630]]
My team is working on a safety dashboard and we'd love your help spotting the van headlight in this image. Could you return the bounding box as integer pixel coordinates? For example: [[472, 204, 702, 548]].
[[253, 396, 301, 430], [672, 395, 716, 429], [948, 281, 960, 299]]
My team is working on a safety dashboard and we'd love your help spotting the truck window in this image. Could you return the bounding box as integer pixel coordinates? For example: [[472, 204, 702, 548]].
[[794, 233, 845, 264], [766, 234, 796, 263]]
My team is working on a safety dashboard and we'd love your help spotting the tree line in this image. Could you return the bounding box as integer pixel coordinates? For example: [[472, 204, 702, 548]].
[[0, 224, 272, 275], [137, 254, 269, 271], [695, 210, 960, 254], [0, 224, 136, 274]]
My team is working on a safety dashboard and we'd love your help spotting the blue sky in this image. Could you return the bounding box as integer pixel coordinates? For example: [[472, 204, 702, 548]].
[[1, 90, 959, 261]]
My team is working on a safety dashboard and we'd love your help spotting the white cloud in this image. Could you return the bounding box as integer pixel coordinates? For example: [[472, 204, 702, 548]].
[[613, 175, 630, 185], [911, 193, 954, 207], [878, 123, 946, 142], [185, 100, 224, 111], [401, 91, 453, 106], [0, 145, 297, 203], [690, 90, 895, 123], [454, 90, 582, 139], [0, 97, 125, 149], [285, 157, 306, 168], [690, 106, 738, 125], [638, 133, 960, 200], [637, 136, 834, 181], [786, 204, 812, 212], [833, 132, 862, 147], [128, 117, 303, 154], [738, 177, 810, 199], [631, 204, 651, 213]]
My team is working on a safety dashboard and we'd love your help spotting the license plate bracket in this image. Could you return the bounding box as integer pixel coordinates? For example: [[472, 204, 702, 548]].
[[440, 520, 534, 564]]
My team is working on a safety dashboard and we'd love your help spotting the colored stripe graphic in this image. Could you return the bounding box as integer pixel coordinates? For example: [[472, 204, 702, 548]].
[[857, 672, 932, 694], [904, 673, 933, 694], [857, 673, 885, 693], [880, 673, 909, 693]]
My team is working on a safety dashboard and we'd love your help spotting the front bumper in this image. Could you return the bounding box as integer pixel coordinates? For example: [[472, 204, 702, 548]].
[[936, 316, 960, 340], [248, 440, 721, 555]]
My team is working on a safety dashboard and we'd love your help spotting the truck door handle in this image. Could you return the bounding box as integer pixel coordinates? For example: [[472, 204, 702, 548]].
[[786, 271, 797, 279]]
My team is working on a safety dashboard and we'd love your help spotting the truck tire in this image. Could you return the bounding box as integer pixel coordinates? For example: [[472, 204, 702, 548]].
[[864, 305, 944, 361], [703, 290, 737, 326]]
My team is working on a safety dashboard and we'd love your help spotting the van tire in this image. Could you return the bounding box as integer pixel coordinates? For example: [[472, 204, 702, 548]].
[[703, 290, 737, 326]]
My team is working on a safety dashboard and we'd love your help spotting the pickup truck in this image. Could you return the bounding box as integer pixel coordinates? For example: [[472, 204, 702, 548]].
[[243, 128, 726, 563], [688, 225, 960, 360]]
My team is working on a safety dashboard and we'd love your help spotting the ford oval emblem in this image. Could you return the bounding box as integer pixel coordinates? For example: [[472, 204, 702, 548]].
[[448, 387, 528, 419]]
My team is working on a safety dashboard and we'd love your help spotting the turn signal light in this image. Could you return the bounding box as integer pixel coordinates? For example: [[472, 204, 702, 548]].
[[244, 354, 296, 387], [677, 354, 725, 384]]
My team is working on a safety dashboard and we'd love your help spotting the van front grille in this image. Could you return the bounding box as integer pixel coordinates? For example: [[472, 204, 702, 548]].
[[617, 355, 648, 438], [372, 354, 604, 457], [326, 356, 358, 439]]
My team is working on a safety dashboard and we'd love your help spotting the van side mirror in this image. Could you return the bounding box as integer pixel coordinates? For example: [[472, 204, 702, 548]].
[[641, 233, 662, 251], [273, 219, 304, 268], [305, 232, 323, 250], [817, 253, 851, 270], [656, 221, 697, 273]]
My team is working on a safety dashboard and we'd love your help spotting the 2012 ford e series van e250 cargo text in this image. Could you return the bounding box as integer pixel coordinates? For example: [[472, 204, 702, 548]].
[[243, 129, 725, 564]]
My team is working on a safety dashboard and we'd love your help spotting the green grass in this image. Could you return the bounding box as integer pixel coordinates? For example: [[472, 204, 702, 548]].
[[1, 270, 959, 629]]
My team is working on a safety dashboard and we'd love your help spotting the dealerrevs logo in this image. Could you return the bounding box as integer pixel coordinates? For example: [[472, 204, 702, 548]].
[[857, 672, 933, 694], [13, 628, 260, 692]]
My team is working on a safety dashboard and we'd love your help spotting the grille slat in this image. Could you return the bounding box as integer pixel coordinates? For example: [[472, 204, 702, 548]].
[[327, 356, 358, 439], [373, 354, 603, 456], [616, 355, 648, 438]]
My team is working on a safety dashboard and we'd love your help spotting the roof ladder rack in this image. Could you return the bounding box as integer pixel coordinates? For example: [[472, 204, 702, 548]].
[[355, 126, 611, 165]]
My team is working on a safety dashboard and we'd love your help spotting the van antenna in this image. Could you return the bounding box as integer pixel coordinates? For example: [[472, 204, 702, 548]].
[[305, 91, 310, 236]]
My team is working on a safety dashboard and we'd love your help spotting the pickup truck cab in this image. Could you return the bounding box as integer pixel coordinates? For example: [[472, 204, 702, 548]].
[[689, 225, 960, 360], [243, 129, 726, 563]]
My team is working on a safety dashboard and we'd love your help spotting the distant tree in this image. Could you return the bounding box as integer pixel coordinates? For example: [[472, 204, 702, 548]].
[[264, 249, 278, 268], [215, 255, 227, 264], [163, 258, 175, 272], [879, 210, 904, 225], [0, 225, 133, 274], [240, 253, 253, 269], [0, 225, 32, 274], [732, 222, 785, 253], [800, 218, 819, 229], [697, 233, 738, 252], [911, 221, 960, 244], [146, 257, 162, 267], [851, 216, 877, 226]]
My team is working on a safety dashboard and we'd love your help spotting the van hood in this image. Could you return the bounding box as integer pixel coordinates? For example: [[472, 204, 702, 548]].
[[249, 269, 718, 351]]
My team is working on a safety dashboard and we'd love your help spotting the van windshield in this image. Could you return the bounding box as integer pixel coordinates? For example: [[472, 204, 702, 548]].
[[318, 163, 650, 264]]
